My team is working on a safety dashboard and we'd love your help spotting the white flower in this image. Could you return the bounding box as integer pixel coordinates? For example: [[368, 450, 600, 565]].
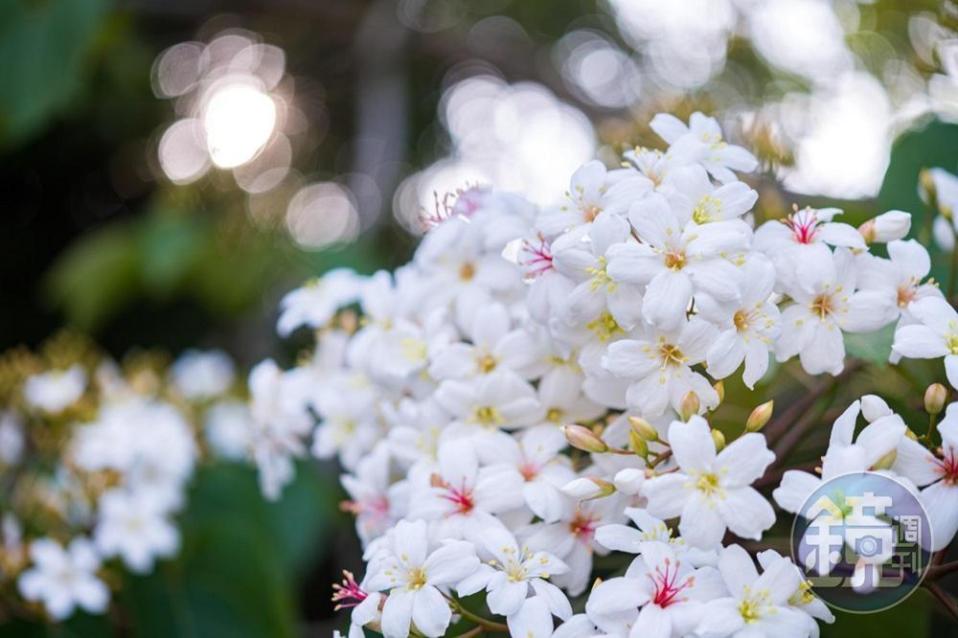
[[23, 365, 86, 414], [642, 417, 775, 548], [550, 211, 644, 331], [892, 296, 958, 388], [773, 400, 905, 515], [434, 370, 542, 432], [408, 439, 523, 538], [602, 318, 719, 418], [538, 159, 652, 237], [756, 549, 834, 633], [204, 400, 253, 460], [171, 349, 235, 399], [365, 520, 480, 638], [696, 544, 810, 638], [776, 248, 896, 375], [521, 496, 626, 596], [476, 425, 576, 523], [586, 540, 723, 638], [606, 194, 750, 330], [666, 164, 758, 225], [94, 489, 179, 573], [699, 255, 780, 388], [18, 538, 109, 620], [277, 269, 363, 336], [650, 112, 758, 183], [857, 240, 940, 330], [0, 411, 24, 466], [341, 445, 409, 546], [457, 522, 571, 620], [428, 303, 540, 381], [892, 404, 958, 550]]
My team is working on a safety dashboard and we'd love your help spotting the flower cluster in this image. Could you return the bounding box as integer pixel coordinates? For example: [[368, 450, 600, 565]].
[[244, 112, 956, 637], [0, 339, 249, 620]]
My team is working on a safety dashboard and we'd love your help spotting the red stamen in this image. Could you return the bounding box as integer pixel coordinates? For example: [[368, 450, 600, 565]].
[[569, 510, 597, 543], [935, 448, 958, 485], [783, 209, 820, 245], [332, 570, 368, 610], [435, 476, 475, 514], [519, 235, 555, 278], [648, 557, 694, 608]]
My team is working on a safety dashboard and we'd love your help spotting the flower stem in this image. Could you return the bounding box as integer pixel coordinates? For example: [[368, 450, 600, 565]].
[[925, 581, 958, 622], [443, 593, 509, 633]]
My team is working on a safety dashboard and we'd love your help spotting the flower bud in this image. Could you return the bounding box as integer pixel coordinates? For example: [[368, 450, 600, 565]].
[[711, 429, 726, 452], [628, 416, 658, 442], [919, 168, 937, 207], [713, 380, 725, 404], [563, 424, 608, 453], [925, 383, 948, 416], [860, 210, 910, 243], [934, 216, 956, 252], [680, 392, 700, 421], [745, 400, 774, 433], [562, 477, 615, 501], [629, 429, 649, 457]]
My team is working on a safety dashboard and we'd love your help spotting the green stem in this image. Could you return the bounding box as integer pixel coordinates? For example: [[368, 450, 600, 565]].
[[443, 594, 509, 633], [927, 412, 940, 445]]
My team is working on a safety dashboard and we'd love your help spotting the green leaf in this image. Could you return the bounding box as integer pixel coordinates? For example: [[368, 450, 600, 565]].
[[43, 222, 140, 330], [0, 0, 109, 147], [821, 586, 930, 638], [117, 461, 338, 638], [844, 324, 895, 366], [136, 213, 208, 297]]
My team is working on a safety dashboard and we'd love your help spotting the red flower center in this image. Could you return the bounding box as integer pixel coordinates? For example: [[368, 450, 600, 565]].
[[936, 449, 958, 485], [649, 558, 694, 608], [331, 570, 368, 610], [784, 210, 820, 244]]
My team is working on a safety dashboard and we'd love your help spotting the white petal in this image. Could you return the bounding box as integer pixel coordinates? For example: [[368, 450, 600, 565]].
[[412, 586, 452, 638]]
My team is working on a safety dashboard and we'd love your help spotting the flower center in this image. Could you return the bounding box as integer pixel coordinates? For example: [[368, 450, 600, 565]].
[[738, 586, 771, 623], [947, 334, 958, 355], [649, 557, 694, 608], [733, 309, 751, 332], [586, 312, 623, 342], [586, 257, 617, 293], [784, 209, 820, 244], [692, 194, 721, 224], [459, 262, 476, 281], [569, 511, 597, 543], [407, 567, 428, 590], [658, 343, 686, 367], [810, 294, 833, 319], [473, 405, 502, 426], [664, 250, 687, 271], [518, 461, 539, 481], [519, 236, 555, 279], [476, 353, 498, 373], [695, 472, 721, 496], [896, 284, 916, 308], [936, 449, 958, 485], [546, 407, 564, 423], [583, 204, 602, 222]]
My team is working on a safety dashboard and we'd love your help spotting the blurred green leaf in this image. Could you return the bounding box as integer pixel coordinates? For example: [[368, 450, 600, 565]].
[[845, 324, 895, 366], [43, 222, 140, 330], [821, 587, 930, 638], [137, 214, 208, 297], [119, 461, 337, 638], [0, 0, 109, 147]]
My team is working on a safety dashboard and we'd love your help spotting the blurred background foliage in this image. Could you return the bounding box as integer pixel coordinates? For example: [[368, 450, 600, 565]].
[[4, 0, 958, 635]]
